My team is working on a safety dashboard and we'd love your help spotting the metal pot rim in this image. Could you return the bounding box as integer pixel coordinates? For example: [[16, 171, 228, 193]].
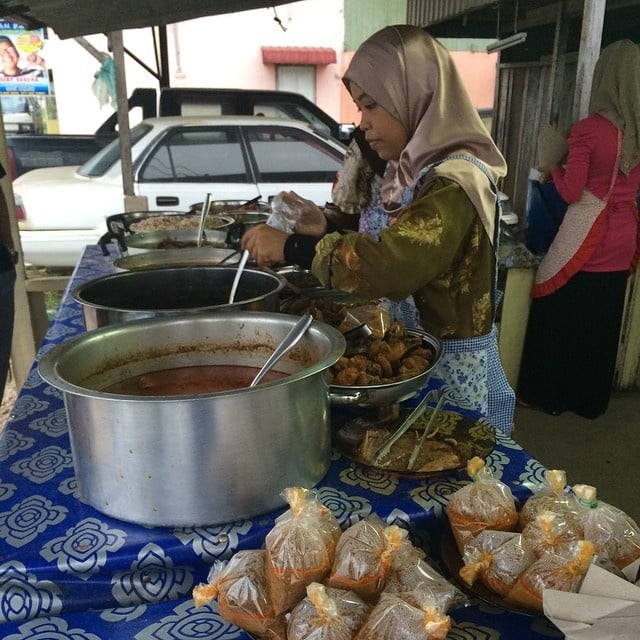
[[39, 311, 346, 400], [329, 328, 443, 406], [112, 247, 239, 271], [72, 265, 287, 314]]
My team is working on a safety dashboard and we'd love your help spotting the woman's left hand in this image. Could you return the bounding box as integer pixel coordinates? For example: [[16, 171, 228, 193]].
[[241, 224, 288, 267], [537, 164, 559, 183]]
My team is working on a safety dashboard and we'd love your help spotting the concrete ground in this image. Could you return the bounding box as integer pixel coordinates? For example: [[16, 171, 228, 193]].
[[514, 391, 640, 525]]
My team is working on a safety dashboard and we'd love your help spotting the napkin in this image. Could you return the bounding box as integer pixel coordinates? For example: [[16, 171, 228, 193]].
[[543, 563, 640, 640]]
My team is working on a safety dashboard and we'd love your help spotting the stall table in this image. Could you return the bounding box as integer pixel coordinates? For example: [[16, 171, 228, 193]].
[[0, 245, 562, 638]]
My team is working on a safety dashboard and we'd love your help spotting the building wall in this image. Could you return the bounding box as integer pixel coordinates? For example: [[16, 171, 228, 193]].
[[43, 0, 346, 134], [343, 0, 407, 50], [39, 0, 496, 139]]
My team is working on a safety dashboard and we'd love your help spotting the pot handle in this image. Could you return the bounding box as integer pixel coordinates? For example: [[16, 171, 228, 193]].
[[329, 390, 367, 405]]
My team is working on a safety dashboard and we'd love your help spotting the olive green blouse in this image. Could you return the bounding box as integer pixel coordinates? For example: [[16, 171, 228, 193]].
[[311, 177, 497, 340]]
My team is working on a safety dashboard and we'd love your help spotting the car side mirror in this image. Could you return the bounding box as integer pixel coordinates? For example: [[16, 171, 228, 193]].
[[337, 123, 356, 143]]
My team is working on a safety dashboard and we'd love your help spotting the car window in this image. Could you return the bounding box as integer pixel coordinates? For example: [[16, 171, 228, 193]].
[[245, 126, 341, 183], [139, 126, 252, 182], [78, 123, 152, 177]]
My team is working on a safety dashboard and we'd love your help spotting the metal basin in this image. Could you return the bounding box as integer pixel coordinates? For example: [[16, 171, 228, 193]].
[[329, 329, 443, 407], [123, 225, 232, 253], [38, 312, 346, 527], [99, 211, 234, 256], [113, 247, 240, 271], [73, 266, 286, 330]]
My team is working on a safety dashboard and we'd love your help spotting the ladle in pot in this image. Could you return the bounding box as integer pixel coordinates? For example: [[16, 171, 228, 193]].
[[249, 314, 314, 387], [196, 193, 213, 248], [228, 248, 250, 304]]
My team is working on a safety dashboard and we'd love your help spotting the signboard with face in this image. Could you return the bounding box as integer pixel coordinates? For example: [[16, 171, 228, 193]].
[[0, 22, 49, 94]]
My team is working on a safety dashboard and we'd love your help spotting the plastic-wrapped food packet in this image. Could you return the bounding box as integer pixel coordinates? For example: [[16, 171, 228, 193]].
[[287, 582, 371, 640], [268, 191, 328, 234], [265, 487, 341, 615], [354, 591, 451, 640], [326, 515, 408, 601], [192, 549, 286, 639], [504, 540, 594, 613], [519, 469, 581, 532], [266, 192, 300, 232], [445, 456, 519, 553], [572, 483, 640, 570], [521, 510, 582, 558], [382, 532, 469, 610], [459, 530, 536, 597]]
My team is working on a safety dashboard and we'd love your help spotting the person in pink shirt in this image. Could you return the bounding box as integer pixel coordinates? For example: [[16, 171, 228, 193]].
[[518, 39, 640, 418]]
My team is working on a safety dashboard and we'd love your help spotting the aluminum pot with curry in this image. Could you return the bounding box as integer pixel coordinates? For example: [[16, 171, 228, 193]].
[[38, 312, 346, 528]]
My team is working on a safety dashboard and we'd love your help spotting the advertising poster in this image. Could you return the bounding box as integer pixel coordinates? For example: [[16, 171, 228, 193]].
[[0, 22, 49, 94]]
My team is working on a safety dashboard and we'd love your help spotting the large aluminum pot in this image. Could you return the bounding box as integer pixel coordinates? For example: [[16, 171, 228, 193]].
[[73, 266, 286, 330], [38, 312, 346, 527]]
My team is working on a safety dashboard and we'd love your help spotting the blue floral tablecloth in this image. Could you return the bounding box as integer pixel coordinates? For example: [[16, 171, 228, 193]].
[[0, 245, 560, 638]]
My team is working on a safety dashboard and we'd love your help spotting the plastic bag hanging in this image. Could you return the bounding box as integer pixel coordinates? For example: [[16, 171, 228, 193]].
[[92, 56, 117, 108]]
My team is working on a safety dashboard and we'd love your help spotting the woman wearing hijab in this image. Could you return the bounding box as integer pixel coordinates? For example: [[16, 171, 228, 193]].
[[518, 40, 640, 419], [309, 25, 514, 434]]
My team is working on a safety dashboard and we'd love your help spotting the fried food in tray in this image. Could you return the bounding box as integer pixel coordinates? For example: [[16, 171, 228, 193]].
[[282, 295, 388, 335], [330, 322, 436, 386], [334, 408, 495, 476], [285, 296, 436, 386]]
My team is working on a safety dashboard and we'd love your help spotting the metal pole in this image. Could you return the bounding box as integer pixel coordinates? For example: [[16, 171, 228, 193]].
[[573, 0, 605, 122], [109, 31, 147, 210], [109, 31, 133, 197]]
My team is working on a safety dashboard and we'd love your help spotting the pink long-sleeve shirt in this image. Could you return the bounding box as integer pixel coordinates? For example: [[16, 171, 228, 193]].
[[551, 114, 640, 271]]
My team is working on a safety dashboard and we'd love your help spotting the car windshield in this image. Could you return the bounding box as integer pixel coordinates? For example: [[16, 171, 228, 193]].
[[78, 123, 152, 177]]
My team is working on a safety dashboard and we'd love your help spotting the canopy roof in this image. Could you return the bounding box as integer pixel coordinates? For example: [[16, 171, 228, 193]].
[[0, 0, 304, 38]]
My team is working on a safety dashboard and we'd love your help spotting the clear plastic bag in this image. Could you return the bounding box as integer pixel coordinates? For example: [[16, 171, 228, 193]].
[[504, 539, 594, 613], [287, 582, 371, 640], [192, 549, 286, 638], [354, 591, 451, 640], [326, 515, 408, 601], [383, 534, 469, 610], [573, 484, 640, 569], [445, 456, 519, 553], [460, 530, 535, 597], [521, 510, 581, 558], [267, 191, 326, 236], [519, 469, 581, 532], [265, 487, 341, 614]]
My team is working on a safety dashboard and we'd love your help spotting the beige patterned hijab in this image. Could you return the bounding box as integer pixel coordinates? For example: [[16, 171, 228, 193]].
[[343, 25, 507, 244], [589, 39, 640, 175]]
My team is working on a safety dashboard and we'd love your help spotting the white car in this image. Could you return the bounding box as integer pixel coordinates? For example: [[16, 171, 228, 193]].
[[14, 115, 346, 267]]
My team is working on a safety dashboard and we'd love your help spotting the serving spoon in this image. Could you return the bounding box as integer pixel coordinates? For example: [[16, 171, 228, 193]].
[[228, 248, 250, 304], [196, 193, 213, 247], [249, 314, 314, 387]]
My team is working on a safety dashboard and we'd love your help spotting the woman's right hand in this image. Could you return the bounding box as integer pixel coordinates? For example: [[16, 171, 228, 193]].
[[240, 223, 288, 267]]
